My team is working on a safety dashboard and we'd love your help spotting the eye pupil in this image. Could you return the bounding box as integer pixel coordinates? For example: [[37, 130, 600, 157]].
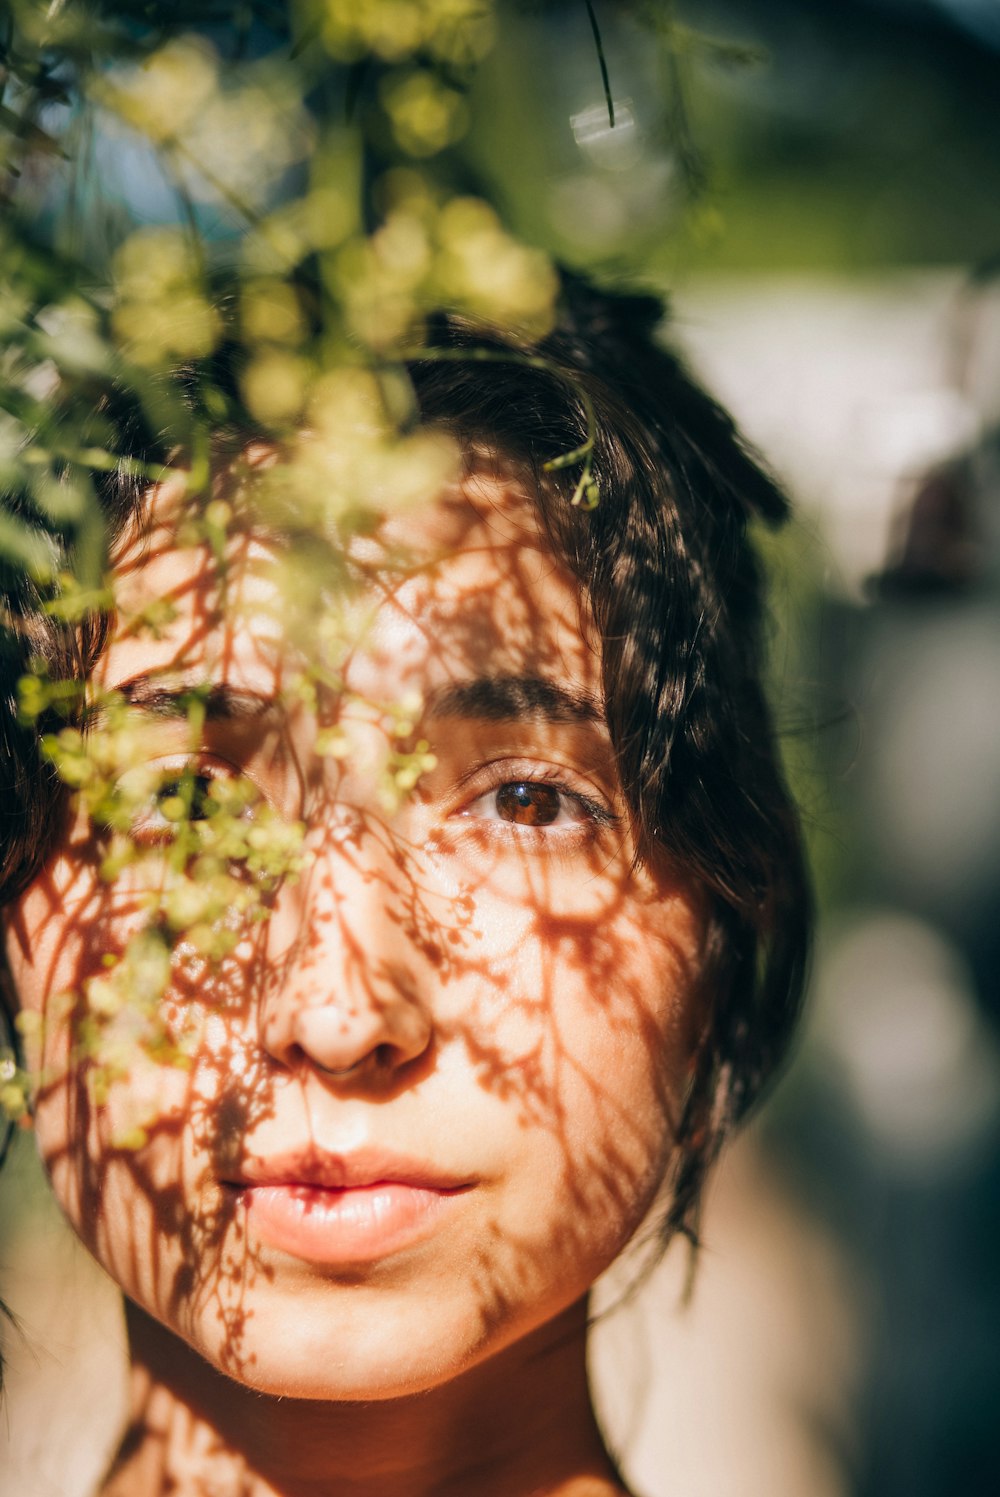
[[495, 782, 562, 826]]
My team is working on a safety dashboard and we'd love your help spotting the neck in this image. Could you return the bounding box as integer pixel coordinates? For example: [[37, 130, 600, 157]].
[[101, 1300, 627, 1497]]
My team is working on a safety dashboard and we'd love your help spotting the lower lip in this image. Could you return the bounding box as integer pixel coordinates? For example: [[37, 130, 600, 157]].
[[238, 1182, 466, 1265]]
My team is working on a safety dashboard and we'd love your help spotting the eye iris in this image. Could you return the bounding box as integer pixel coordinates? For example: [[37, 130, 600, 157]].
[[156, 775, 214, 824], [495, 782, 562, 826]]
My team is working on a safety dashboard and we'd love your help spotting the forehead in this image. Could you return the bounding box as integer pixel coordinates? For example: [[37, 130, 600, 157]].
[[100, 467, 598, 704]]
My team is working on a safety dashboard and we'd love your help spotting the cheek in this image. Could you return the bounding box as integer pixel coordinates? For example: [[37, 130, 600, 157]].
[[2, 871, 197, 1227], [440, 869, 699, 1085], [5, 905, 241, 1332], [437, 878, 702, 1247]]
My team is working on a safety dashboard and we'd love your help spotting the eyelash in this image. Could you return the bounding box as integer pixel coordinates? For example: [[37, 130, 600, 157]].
[[455, 764, 618, 838]]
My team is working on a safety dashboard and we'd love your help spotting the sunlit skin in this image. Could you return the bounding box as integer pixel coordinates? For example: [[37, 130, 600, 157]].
[[2, 465, 705, 1497]]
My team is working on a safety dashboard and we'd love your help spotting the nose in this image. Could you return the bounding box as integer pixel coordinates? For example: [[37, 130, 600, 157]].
[[259, 819, 434, 1083]]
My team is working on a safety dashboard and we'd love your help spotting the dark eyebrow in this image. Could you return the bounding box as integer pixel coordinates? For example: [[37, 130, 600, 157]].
[[426, 676, 604, 726], [94, 679, 279, 727]]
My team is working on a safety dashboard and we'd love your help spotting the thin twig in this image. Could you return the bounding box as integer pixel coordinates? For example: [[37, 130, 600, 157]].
[[584, 0, 614, 128]]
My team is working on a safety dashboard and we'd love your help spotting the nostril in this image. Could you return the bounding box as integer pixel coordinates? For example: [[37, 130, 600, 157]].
[[309, 1053, 365, 1079], [293, 1041, 408, 1081]]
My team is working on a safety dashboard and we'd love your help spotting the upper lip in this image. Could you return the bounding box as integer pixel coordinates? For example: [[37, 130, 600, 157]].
[[226, 1146, 473, 1192]]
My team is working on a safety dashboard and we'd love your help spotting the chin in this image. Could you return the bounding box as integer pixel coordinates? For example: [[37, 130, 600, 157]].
[[178, 1283, 499, 1403]]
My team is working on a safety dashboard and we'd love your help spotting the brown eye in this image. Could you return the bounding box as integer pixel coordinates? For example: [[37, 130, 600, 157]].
[[495, 782, 563, 826]]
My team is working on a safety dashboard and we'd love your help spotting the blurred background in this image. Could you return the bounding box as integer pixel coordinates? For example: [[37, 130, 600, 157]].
[[3, 1, 999, 1492]]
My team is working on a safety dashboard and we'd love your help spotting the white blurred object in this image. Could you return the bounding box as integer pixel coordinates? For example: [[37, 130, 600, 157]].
[[676, 273, 980, 597], [591, 1134, 859, 1497], [570, 99, 641, 169], [814, 912, 1000, 1166], [861, 610, 1000, 909]]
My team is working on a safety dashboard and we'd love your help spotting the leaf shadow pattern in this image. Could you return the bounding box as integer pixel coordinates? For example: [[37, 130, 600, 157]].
[[2, 465, 707, 1440]]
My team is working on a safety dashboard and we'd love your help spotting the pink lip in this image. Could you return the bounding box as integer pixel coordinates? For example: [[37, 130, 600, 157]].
[[227, 1149, 474, 1266], [235, 1146, 469, 1192]]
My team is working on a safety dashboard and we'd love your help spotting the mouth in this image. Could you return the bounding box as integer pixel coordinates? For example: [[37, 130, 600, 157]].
[[224, 1148, 475, 1266]]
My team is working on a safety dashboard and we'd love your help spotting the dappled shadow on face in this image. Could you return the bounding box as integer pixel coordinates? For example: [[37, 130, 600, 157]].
[[2, 468, 706, 1401]]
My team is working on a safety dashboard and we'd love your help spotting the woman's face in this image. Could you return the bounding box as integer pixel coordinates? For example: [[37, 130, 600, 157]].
[[2, 467, 704, 1400]]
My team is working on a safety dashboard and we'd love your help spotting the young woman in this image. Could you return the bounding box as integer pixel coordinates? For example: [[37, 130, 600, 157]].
[[0, 279, 810, 1496]]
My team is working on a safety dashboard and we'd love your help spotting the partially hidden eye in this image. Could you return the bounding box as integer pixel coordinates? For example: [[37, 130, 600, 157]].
[[495, 781, 563, 827], [154, 772, 217, 825]]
